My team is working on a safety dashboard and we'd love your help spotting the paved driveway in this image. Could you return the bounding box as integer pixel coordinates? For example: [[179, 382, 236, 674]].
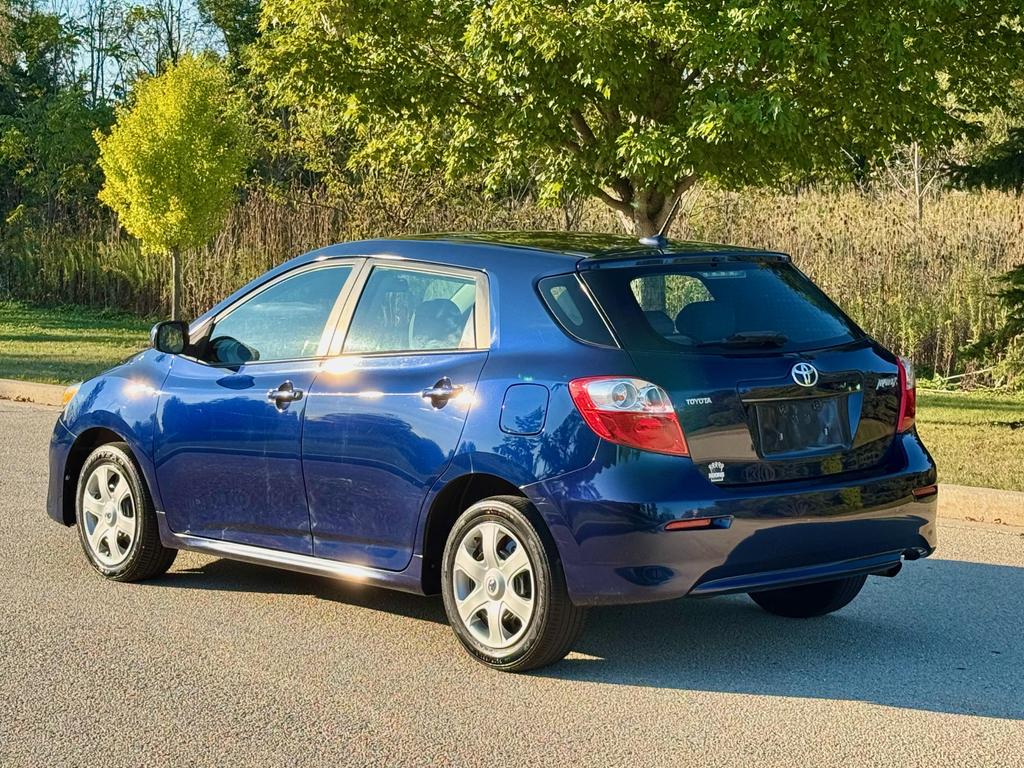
[[1, 399, 1022, 767]]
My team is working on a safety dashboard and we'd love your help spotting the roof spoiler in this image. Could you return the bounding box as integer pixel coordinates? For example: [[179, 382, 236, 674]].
[[578, 250, 791, 270]]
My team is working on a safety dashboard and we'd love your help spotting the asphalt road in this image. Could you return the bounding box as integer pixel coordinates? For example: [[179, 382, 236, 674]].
[[2, 399, 1023, 768]]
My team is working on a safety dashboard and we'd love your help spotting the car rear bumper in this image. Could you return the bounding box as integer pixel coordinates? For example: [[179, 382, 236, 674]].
[[524, 431, 937, 606]]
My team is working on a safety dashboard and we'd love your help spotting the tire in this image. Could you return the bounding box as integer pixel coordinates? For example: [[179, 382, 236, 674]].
[[441, 495, 587, 672], [748, 574, 867, 618], [75, 442, 177, 582]]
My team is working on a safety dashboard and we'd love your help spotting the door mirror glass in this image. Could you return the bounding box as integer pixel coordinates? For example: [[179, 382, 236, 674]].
[[151, 321, 188, 355]]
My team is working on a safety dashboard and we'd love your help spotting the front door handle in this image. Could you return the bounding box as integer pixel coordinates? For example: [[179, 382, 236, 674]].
[[421, 377, 463, 408], [267, 380, 304, 408]]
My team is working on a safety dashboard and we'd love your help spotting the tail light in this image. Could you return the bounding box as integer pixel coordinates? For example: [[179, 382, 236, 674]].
[[568, 377, 688, 456], [896, 356, 916, 432]]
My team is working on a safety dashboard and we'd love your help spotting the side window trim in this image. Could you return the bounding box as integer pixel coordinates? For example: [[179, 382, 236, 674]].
[[326, 258, 492, 357], [187, 258, 365, 367]]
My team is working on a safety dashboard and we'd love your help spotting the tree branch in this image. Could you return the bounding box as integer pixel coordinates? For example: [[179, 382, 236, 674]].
[[654, 176, 699, 234], [595, 187, 634, 217], [569, 109, 597, 147]]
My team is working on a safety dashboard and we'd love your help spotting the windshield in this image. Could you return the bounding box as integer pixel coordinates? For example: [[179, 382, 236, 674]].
[[581, 260, 863, 353]]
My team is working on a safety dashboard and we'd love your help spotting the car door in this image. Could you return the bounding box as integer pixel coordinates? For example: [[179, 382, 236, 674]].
[[154, 260, 360, 554], [302, 261, 490, 570]]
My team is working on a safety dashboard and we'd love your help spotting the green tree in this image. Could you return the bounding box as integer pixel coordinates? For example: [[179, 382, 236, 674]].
[[0, 0, 111, 226], [198, 0, 262, 58], [256, 0, 1024, 237], [95, 54, 248, 319]]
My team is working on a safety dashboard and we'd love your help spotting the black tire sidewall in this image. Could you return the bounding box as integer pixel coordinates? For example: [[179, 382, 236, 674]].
[[749, 574, 867, 618], [75, 443, 154, 579], [441, 499, 555, 669]]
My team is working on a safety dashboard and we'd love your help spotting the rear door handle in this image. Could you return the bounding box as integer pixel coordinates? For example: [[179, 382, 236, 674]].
[[421, 377, 462, 408], [267, 380, 304, 408]]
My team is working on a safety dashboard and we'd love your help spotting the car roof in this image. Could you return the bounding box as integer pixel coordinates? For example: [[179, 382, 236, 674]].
[[192, 231, 787, 330], [399, 231, 781, 262]]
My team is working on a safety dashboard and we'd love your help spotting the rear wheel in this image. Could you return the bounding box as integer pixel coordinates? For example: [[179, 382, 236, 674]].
[[76, 442, 177, 582], [748, 574, 867, 618], [441, 496, 587, 672]]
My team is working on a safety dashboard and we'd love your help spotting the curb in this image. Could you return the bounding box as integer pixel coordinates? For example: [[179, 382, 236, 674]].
[[0, 378, 65, 406], [0, 377, 1021, 526], [938, 484, 1024, 528]]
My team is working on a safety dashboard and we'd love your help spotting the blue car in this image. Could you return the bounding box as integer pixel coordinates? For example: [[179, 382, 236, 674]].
[[47, 233, 937, 671]]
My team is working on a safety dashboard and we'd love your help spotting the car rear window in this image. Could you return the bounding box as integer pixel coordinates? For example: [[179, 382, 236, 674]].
[[581, 260, 862, 353]]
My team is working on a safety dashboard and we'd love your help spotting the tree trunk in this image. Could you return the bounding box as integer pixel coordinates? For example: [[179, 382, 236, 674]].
[[595, 177, 697, 312], [912, 141, 924, 225], [170, 247, 182, 321], [634, 213, 665, 310]]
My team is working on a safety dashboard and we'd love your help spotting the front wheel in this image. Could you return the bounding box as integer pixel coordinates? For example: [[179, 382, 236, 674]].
[[441, 496, 587, 672], [76, 442, 177, 582], [748, 574, 867, 618]]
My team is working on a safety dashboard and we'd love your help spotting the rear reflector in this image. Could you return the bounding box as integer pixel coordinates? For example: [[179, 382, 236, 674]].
[[912, 484, 938, 499], [665, 516, 732, 531]]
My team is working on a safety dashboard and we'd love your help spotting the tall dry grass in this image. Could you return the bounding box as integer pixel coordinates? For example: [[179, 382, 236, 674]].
[[677, 189, 1024, 376], [1, 184, 1021, 377]]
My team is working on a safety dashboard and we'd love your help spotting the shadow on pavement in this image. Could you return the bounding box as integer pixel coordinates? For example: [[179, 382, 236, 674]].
[[547, 558, 1024, 720], [155, 554, 1023, 719], [157, 557, 449, 625]]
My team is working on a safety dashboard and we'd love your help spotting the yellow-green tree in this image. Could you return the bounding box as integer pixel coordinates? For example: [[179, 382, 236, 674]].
[[96, 55, 248, 319]]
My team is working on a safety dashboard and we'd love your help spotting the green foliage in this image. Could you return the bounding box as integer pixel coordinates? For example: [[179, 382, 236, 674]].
[[950, 128, 1024, 192], [255, 0, 1024, 233], [0, 0, 112, 227], [197, 0, 262, 57], [962, 264, 1024, 384], [994, 266, 1024, 344], [95, 54, 249, 255]]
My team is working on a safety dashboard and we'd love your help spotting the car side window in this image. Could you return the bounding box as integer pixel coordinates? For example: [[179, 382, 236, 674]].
[[207, 265, 353, 364], [538, 274, 615, 347], [344, 265, 479, 354]]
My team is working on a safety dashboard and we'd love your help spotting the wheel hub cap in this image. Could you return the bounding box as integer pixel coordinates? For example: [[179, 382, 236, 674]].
[[81, 462, 136, 568], [485, 570, 504, 599], [451, 520, 536, 650]]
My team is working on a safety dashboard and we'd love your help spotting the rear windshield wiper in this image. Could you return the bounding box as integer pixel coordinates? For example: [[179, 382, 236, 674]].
[[697, 332, 789, 348]]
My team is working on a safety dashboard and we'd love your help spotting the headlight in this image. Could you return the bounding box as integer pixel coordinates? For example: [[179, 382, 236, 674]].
[[61, 382, 81, 410]]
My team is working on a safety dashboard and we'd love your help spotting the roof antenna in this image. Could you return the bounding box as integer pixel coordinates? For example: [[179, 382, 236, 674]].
[[637, 192, 683, 250]]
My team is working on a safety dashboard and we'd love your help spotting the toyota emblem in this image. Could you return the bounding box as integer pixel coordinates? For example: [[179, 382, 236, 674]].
[[791, 362, 819, 387]]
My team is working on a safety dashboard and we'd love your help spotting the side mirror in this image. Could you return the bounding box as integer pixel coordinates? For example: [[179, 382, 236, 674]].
[[151, 321, 188, 355]]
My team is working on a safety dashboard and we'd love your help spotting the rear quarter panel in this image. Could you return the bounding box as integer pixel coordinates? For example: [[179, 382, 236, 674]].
[[414, 250, 639, 557]]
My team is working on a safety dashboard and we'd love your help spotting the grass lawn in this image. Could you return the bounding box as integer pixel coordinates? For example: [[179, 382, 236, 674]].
[[0, 301, 151, 385], [1, 301, 1022, 490], [915, 390, 1024, 492]]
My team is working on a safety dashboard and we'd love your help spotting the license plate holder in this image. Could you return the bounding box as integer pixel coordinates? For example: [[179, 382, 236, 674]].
[[755, 396, 850, 457]]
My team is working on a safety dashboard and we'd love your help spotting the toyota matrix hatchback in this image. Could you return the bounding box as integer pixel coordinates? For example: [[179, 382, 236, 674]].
[[47, 233, 937, 671]]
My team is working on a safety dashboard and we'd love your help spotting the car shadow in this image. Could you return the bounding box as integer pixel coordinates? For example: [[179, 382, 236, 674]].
[[155, 554, 1023, 719], [545, 557, 1024, 720], [157, 557, 449, 626]]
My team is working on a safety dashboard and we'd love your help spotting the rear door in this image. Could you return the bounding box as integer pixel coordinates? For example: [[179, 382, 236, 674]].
[[582, 258, 903, 486], [154, 261, 359, 553], [302, 261, 489, 570]]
